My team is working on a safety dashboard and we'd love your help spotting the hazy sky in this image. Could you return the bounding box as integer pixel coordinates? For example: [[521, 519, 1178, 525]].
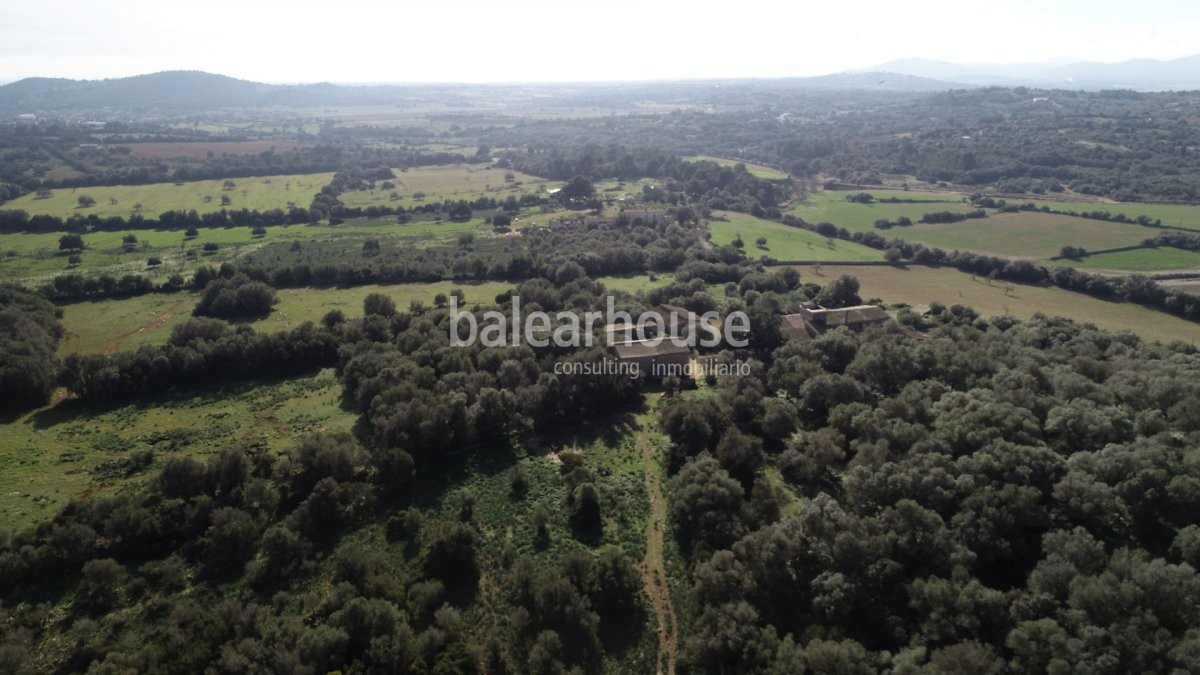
[[1, 0, 1198, 83]]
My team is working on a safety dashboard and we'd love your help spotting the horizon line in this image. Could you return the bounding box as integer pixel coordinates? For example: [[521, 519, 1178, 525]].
[[1, 51, 1197, 88]]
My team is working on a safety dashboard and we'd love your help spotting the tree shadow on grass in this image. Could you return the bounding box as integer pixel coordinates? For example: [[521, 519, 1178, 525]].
[[598, 603, 650, 658], [442, 567, 480, 609], [0, 408, 30, 425], [406, 437, 522, 512], [28, 368, 335, 432], [529, 404, 644, 459]]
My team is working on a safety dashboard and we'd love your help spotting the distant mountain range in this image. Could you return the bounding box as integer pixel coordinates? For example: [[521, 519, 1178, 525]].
[[851, 55, 1200, 91], [1, 57, 1196, 115], [0, 71, 429, 112], [0, 70, 974, 114]]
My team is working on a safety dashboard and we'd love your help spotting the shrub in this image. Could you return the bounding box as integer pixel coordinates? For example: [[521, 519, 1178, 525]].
[[193, 274, 277, 319]]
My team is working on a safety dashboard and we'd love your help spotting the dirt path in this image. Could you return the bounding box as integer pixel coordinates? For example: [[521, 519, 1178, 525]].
[[101, 298, 191, 355], [637, 412, 678, 675]]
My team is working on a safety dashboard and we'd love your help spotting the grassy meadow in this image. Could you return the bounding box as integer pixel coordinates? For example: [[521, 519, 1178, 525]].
[[338, 164, 558, 210], [597, 273, 676, 294], [261, 281, 515, 331], [58, 292, 197, 355], [793, 264, 1200, 344], [788, 190, 973, 232], [1023, 198, 1200, 233], [56, 281, 518, 357], [1066, 247, 1200, 272], [888, 211, 1151, 259], [0, 369, 355, 531], [707, 211, 882, 262], [5, 172, 335, 219], [0, 216, 497, 284], [595, 178, 662, 203], [788, 190, 1190, 269]]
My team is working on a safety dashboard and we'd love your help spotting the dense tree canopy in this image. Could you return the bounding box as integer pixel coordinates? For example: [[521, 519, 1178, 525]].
[[663, 312, 1200, 673], [0, 284, 63, 411], [193, 273, 277, 319]]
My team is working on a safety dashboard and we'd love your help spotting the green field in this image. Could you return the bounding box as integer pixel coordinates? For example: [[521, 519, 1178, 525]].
[[5, 172, 335, 219], [1067, 246, 1200, 272], [787, 190, 1200, 269], [1024, 198, 1200, 233], [0, 369, 356, 531], [788, 190, 972, 232], [260, 281, 515, 331], [339, 163, 558, 210], [0, 216, 495, 284], [57, 281, 517, 356], [594, 178, 662, 203], [0, 227, 271, 281], [58, 292, 196, 355], [791, 264, 1200, 345], [707, 211, 882, 262], [888, 211, 1151, 260], [597, 273, 676, 294], [796, 191, 1200, 235], [682, 156, 789, 180]]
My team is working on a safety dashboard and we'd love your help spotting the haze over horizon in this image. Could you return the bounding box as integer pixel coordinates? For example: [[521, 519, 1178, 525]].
[[2, 0, 1199, 84]]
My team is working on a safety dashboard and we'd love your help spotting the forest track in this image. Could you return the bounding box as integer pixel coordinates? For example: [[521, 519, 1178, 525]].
[[637, 412, 678, 675]]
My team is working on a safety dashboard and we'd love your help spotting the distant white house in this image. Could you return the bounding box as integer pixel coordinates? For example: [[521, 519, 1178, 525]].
[[17, 113, 35, 121]]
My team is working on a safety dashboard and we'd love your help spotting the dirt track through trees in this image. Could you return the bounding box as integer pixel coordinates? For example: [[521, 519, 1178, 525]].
[[637, 411, 678, 675]]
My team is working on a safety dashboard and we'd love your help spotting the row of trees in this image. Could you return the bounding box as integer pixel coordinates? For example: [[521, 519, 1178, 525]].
[[0, 204, 315, 234], [60, 318, 338, 401], [919, 209, 988, 224], [972, 195, 1167, 228]]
